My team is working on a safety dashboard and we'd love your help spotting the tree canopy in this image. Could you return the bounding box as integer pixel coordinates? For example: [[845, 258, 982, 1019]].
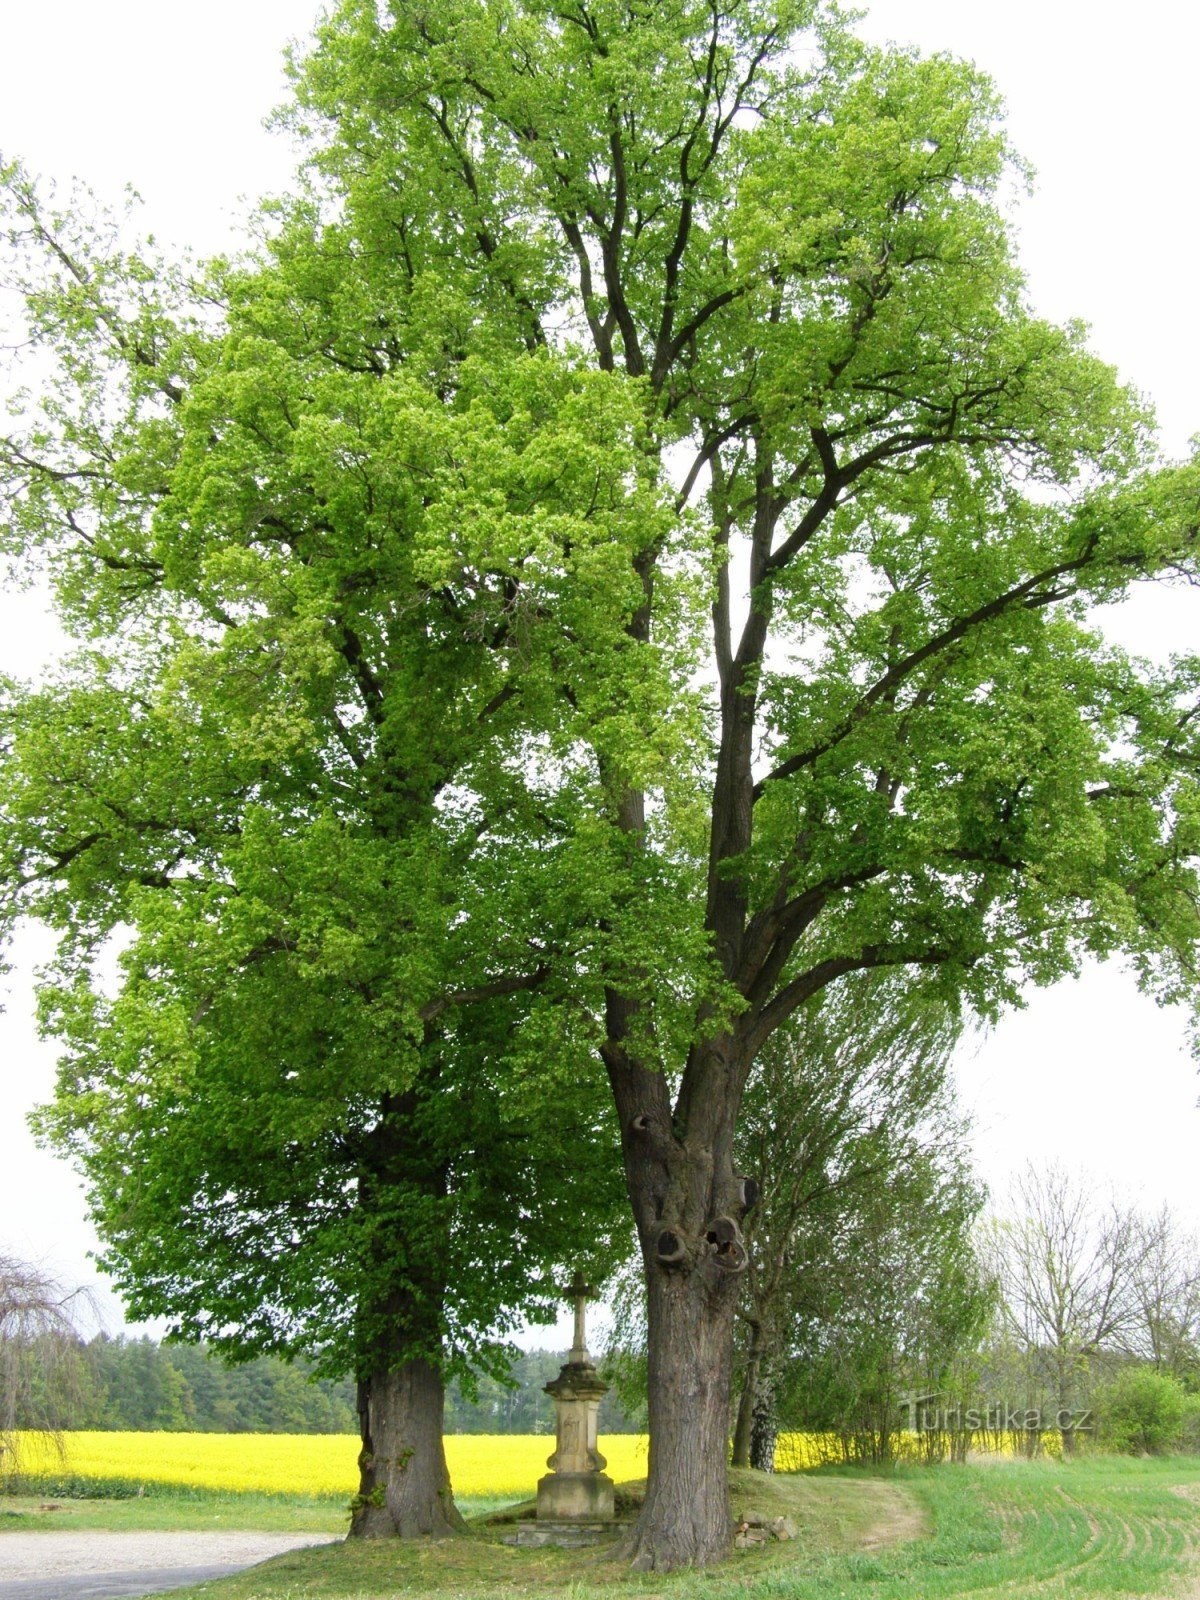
[[3, 0, 1199, 1567]]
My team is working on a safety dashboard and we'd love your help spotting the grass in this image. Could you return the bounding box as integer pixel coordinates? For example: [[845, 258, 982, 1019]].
[[8, 1455, 1200, 1597], [0, 1491, 517, 1534], [139, 1467, 901, 1600], [0, 1491, 348, 1534], [149, 1456, 1200, 1600]]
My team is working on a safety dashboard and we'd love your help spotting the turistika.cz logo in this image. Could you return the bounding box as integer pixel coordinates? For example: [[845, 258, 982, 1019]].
[[899, 1394, 1093, 1432]]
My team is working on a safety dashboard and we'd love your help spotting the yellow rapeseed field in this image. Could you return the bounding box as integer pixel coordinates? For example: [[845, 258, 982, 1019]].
[[11, 1428, 1033, 1498], [13, 1431, 651, 1499]]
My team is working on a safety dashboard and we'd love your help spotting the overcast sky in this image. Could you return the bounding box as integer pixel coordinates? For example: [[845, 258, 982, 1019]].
[[1, 1, 1198, 1338]]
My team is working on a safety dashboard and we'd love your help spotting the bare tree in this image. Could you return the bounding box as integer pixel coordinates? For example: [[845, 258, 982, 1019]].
[[0, 1253, 89, 1485], [1126, 1207, 1200, 1381], [987, 1166, 1155, 1452]]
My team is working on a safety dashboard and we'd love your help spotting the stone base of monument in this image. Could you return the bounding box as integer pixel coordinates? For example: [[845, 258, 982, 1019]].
[[537, 1469, 615, 1522], [504, 1518, 619, 1549]]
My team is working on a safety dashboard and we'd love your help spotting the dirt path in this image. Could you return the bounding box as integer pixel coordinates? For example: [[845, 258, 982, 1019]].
[[856, 1480, 929, 1550], [0, 1531, 338, 1600]]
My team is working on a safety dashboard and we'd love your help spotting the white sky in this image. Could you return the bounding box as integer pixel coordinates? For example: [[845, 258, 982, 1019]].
[[0, 0, 1198, 1338]]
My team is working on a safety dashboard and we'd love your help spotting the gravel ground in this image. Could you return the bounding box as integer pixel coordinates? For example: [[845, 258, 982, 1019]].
[[0, 1531, 339, 1599]]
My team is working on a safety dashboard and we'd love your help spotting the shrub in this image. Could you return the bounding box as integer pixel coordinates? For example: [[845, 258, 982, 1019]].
[[1094, 1369, 1186, 1455]]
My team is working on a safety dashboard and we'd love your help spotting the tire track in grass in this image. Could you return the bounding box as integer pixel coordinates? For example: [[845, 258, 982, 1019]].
[[920, 1472, 1185, 1598]]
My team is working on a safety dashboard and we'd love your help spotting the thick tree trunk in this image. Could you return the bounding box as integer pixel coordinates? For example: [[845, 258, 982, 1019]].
[[348, 1079, 465, 1540], [349, 1358, 465, 1539], [605, 1022, 753, 1568], [624, 1258, 739, 1569]]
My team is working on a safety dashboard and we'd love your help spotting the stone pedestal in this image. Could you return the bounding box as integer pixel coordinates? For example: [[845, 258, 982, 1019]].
[[536, 1362, 615, 1521], [506, 1519, 613, 1548]]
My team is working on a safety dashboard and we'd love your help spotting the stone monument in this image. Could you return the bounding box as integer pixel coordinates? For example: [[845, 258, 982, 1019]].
[[507, 1272, 616, 1546], [536, 1271, 615, 1524]]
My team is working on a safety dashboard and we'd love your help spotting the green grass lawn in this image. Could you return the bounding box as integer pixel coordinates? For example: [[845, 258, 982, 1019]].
[[8, 1456, 1200, 1598], [0, 1491, 349, 1534], [155, 1456, 1200, 1599], [0, 1493, 522, 1534]]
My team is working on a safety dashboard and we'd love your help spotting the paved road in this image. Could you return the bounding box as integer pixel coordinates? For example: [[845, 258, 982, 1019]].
[[0, 1531, 339, 1600]]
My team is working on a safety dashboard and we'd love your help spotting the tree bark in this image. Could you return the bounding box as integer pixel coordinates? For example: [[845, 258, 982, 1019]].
[[749, 1363, 779, 1473], [623, 1252, 739, 1569], [349, 1358, 465, 1539]]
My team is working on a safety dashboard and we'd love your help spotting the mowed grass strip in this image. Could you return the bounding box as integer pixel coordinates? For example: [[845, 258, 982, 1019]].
[[0, 1492, 348, 1534]]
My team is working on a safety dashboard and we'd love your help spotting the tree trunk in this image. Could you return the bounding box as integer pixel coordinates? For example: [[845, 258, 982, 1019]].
[[1056, 1355, 1076, 1458], [749, 1362, 779, 1473], [605, 1025, 754, 1568], [625, 1259, 739, 1569], [349, 1358, 465, 1538], [348, 1079, 464, 1539], [731, 1322, 763, 1468]]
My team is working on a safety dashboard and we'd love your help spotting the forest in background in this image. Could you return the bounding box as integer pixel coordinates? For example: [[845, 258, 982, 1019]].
[[15, 1335, 641, 1435]]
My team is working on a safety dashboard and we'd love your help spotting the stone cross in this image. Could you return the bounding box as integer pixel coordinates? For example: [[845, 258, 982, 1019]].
[[568, 1269, 593, 1366]]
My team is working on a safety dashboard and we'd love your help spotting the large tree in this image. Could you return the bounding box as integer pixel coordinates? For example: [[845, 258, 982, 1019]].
[[5, 0, 1200, 1568], [282, 2, 1200, 1565], [0, 167, 644, 1533]]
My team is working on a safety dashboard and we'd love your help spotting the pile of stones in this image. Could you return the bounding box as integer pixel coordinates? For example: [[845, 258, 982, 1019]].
[[733, 1514, 798, 1549]]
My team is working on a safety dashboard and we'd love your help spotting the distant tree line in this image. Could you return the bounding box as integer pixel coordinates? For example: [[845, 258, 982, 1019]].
[[446, 1349, 640, 1435], [757, 1161, 1200, 1465], [8, 1333, 641, 1436], [12, 1335, 357, 1433]]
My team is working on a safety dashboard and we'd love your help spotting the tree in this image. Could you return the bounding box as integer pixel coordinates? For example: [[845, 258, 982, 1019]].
[[774, 1152, 990, 1467], [734, 985, 991, 1470], [985, 1180, 1200, 1453], [729, 970, 970, 1468], [1094, 1367, 1187, 1455], [1126, 1208, 1200, 1384], [5, 0, 1200, 1567], [0, 168, 637, 1533], [0, 1253, 89, 1484], [986, 1165, 1158, 1452]]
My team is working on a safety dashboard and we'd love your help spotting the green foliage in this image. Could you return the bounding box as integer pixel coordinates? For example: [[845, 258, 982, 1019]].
[[1094, 1368, 1187, 1456], [7, 1333, 358, 1433], [85, 1337, 358, 1434], [271, 0, 1200, 1050], [774, 1134, 991, 1463], [734, 974, 993, 1464], [3, 0, 1200, 1463]]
